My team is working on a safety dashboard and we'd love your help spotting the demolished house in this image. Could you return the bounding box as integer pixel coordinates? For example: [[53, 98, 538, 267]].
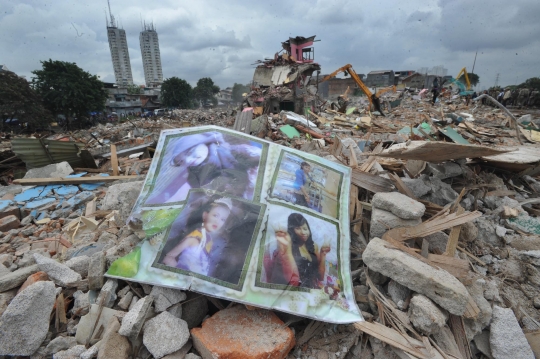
[[249, 36, 321, 115]]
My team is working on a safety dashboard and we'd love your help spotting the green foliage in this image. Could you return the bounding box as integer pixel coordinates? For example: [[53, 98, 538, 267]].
[[127, 84, 142, 95], [31, 60, 107, 127], [0, 70, 52, 130], [193, 77, 220, 107], [518, 77, 540, 91], [161, 77, 193, 108], [458, 72, 480, 87], [231, 83, 250, 103]]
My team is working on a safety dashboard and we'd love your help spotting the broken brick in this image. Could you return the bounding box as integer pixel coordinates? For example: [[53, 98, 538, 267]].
[[191, 306, 295, 359], [0, 215, 20, 232]]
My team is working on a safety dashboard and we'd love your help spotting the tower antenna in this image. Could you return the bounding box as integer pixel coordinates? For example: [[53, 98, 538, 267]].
[[107, 0, 115, 27]]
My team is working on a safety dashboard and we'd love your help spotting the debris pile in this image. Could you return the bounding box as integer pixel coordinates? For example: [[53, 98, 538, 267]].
[[0, 90, 539, 359]]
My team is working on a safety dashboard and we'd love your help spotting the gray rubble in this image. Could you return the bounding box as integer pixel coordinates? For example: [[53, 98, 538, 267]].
[[489, 306, 534, 359]]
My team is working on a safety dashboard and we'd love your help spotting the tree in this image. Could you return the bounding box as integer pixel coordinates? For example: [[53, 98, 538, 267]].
[[518, 77, 540, 91], [193, 77, 220, 107], [31, 60, 108, 128], [127, 84, 142, 95], [161, 77, 193, 108], [0, 70, 52, 130], [231, 83, 250, 103], [458, 73, 480, 87]]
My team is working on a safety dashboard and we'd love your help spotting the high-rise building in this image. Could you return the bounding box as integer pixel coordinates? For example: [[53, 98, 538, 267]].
[[139, 22, 163, 87], [106, 0, 133, 87]]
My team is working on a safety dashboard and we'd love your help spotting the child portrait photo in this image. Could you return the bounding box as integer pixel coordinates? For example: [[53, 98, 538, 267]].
[[153, 190, 265, 289], [270, 151, 343, 218]]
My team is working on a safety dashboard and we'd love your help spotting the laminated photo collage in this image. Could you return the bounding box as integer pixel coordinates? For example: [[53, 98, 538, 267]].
[[106, 125, 362, 323]]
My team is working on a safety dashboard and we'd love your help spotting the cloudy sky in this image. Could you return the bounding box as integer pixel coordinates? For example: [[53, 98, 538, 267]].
[[1, 0, 538, 90]]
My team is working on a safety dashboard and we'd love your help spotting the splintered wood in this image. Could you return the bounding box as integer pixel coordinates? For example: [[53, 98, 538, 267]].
[[373, 141, 511, 162]]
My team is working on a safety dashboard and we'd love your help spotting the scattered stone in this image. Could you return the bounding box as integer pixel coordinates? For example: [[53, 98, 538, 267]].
[[408, 294, 448, 335], [533, 296, 540, 309], [181, 293, 208, 328], [72, 290, 90, 316], [191, 306, 295, 359], [162, 340, 192, 359], [53, 344, 86, 359], [97, 317, 131, 359], [424, 231, 449, 254], [476, 217, 503, 247], [473, 331, 493, 359], [426, 162, 463, 179], [387, 280, 411, 310], [185, 354, 201, 359], [432, 326, 462, 359], [402, 176, 431, 198], [0, 281, 56, 356], [119, 295, 153, 341], [95, 279, 118, 308], [23, 161, 73, 179], [75, 304, 125, 345], [421, 177, 458, 206], [101, 181, 144, 223], [17, 271, 49, 294], [143, 311, 189, 359], [369, 208, 422, 239], [65, 255, 90, 277], [0, 215, 20, 232], [464, 279, 493, 340], [490, 306, 534, 359], [372, 192, 426, 219], [0, 289, 17, 316], [460, 221, 478, 242], [33, 253, 82, 286], [150, 286, 187, 312], [118, 291, 133, 310], [0, 264, 39, 292], [88, 251, 106, 291], [80, 341, 100, 359], [45, 336, 78, 356], [362, 237, 469, 315]]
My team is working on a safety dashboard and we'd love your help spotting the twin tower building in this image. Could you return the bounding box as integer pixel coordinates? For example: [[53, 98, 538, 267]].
[[106, 3, 163, 88]]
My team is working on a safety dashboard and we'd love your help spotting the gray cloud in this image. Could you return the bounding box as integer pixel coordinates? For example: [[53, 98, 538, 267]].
[[0, 0, 538, 90]]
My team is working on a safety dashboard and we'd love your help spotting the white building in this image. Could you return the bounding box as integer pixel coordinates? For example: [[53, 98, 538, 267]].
[[139, 22, 163, 88], [106, 4, 133, 87]]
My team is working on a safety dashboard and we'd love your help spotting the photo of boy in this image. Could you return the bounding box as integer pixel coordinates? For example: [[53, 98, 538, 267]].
[[271, 152, 342, 218], [155, 191, 264, 288]]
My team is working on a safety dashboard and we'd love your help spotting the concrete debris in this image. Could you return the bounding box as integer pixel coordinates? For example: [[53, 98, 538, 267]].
[[489, 306, 534, 359], [371, 192, 426, 219], [0, 281, 56, 356], [97, 317, 131, 359], [0, 67, 540, 359], [143, 311, 189, 359], [408, 294, 448, 335], [363, 237, 469, 315], [33, 253, 82, 286]]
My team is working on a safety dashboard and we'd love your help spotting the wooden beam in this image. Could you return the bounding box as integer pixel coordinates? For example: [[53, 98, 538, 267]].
[[444, 206, 465, 257], [111, 144, 119, 176], [13, 175, 142, 186]]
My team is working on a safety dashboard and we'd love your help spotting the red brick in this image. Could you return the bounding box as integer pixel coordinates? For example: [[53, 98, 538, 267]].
[[17, 271, 49, 294], [0, 206, 20, 220], [191, 306, 295, 359], [0, 215, 20, 232]]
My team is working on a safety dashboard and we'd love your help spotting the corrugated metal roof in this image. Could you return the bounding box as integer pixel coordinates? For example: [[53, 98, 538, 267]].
[[11, 138, 95, 169]]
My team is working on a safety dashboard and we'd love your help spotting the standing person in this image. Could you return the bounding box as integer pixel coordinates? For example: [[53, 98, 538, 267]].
[[497, 89, 505, 103], [503, 88, 512, 106], [431, 77, 440, 105], [294, 162, 313, 207]]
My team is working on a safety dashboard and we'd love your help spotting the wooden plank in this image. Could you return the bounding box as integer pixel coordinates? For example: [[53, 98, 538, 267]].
[[74, 168, 108, 173], [444, 206, 465, 257], [351, 169, 395, 193], [404, 160, 426, 178], [373, 141, 510, 162], [388, 173, 416, 198], [349, 185, 358, 221], [427, 254, 470, 279], [485, 189, 516, 197], [354, 321, 428, 359], [13, 175, 142, 186], [358, 143, 383, 172], [525, 331, 540, 358], [110, 144, 119, 176], [448, 315, 472, 359]]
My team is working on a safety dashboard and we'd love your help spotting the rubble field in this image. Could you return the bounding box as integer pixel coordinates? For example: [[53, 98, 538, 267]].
[[0, 91, 539, 359]]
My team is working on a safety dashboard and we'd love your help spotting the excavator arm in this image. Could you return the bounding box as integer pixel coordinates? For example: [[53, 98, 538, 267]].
[[456, 67, 471, 90], [320, 64, 386, 116], [375, 85, 396, 97]]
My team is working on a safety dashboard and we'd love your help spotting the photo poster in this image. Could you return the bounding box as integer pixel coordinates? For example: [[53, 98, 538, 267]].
[[105, 125, 363, 323]]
